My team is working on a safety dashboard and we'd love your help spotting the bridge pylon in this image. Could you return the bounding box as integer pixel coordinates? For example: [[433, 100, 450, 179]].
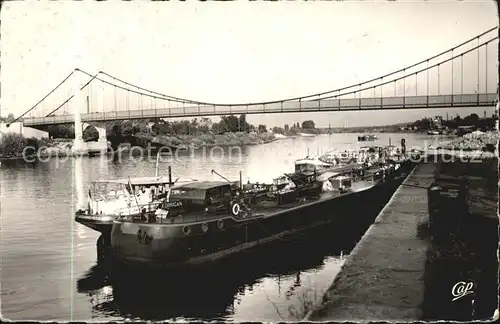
[[71, 80, 108, 155], [71, 80, 88, 155]]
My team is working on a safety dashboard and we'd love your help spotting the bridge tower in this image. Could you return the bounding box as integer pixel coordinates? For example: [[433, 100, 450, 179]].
[[83, 85, 108, 154], [71, 79, 87, 155], [71, 81, 108, 155]]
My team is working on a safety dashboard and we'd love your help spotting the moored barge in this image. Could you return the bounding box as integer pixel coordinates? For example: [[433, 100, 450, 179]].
[[110, 159, 415, 269], [75, 163, 197, 240]]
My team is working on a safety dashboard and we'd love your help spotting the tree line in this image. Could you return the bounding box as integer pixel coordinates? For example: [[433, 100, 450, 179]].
[[411, 113, 495, 131], [41, 114, 270, 140], [271, 120, 316, 135]]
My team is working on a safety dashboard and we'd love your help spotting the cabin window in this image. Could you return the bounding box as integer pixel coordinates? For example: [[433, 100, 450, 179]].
[[342, 179, 352, 188], [206, 187, 223, 203], [295, 164, 316, 173], [91, 183, 129, 200], [170, 188, 206, 200]]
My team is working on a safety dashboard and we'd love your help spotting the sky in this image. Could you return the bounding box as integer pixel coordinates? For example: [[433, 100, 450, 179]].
[[1, 0, 498, 128]]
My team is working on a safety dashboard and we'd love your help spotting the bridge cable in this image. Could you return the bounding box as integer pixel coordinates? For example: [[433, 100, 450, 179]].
[[87, 26, 498, 107], [44, 69, 185, 117], [27, 28, 499, 120], [45, 36, 496, 120], [309, 36, 498, 101], [73, 35, 497, 112], [44, 70, 102, 117], [7, 70, 75, 126]]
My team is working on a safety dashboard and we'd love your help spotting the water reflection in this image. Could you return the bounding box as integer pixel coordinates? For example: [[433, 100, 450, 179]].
[[1, 133, 439, 321], [76, 224, 357, 321]]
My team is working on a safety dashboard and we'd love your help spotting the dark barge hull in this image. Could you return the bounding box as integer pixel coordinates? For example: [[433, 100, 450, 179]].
[[111, 161, 415, 269]]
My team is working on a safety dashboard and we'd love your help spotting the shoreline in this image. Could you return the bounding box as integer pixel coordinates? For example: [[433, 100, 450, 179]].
[[1, 130, 496, 161], [307, 155, 498, 321]]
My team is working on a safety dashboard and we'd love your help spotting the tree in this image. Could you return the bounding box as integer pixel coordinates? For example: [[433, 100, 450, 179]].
[[238, 114, 248, 132], [464, 113, 479, 125], [272, 126, 284, 134], [6, 113, 15, 123], [301, 120, 315, 129], [284, 124, 289, 131]]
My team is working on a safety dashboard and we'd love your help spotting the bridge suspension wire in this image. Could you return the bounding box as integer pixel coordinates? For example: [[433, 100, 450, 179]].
[[44, 69, 191, 117], [44, 70, 102, 117], [73, 31, 497, 111], [309, 36, 498, 101], [7, 70, 75, 126], [16, 26, 497, 121], [76, 69, 189, 104], [97, 70, 199, 104], [82, 26, 498, 107]]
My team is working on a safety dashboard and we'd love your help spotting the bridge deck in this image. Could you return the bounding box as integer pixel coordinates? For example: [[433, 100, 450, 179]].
[[22, 93, 497, 126]]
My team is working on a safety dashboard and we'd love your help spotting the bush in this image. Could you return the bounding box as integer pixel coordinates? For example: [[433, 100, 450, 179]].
[[0, 134, 50, 157], [0, 133, 28, 157]]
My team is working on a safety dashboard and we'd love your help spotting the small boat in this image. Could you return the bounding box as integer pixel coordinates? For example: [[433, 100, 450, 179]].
[[358, 134, 378, 141], [109, 159, 414, 269], [298, 132, 316, 137], [75, 153, 197, 238], [427, 130, 440, 135], [295, 150, 368, 181]]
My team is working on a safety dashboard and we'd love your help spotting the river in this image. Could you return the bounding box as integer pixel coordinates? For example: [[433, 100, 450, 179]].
[[0, 132, 449, 321]]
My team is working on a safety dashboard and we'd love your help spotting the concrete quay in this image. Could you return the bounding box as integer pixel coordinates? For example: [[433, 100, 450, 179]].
[[306, 162, 436, 321]]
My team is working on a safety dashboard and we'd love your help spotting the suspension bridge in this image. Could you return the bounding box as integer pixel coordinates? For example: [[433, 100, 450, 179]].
[[5, 27, 499, 154]]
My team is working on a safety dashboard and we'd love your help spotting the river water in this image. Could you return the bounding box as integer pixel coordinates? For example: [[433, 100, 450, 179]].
[[0, 133, 447, 321]]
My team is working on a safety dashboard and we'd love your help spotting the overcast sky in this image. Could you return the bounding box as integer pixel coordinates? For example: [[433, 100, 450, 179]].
[[1, 0, 498, 128]]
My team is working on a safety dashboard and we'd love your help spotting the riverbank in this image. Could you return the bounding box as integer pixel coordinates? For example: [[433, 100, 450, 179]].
[[0, 132, 278, 160], [307, 156, 498, 321], [436, 130, 498, 151], [142, 131, 277, 148]]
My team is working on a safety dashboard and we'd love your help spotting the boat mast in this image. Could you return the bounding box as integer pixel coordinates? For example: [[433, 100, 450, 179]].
[[211, 169, 232, 183], [155, 151, 160, 178]]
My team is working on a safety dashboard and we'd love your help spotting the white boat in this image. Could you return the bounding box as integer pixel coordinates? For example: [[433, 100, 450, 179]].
[[294, 154, 364, 182], [75, 175, 198, 234], [75, 153, 197, 235], [298, 132, 316, 137]]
